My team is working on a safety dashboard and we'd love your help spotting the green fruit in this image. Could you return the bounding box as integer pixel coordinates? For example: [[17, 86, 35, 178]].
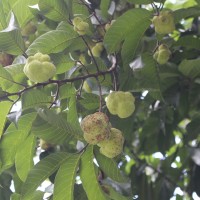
[[153, 44, 171, 65], [21, 21, 37, 36], [39, 139, 54, 150], [23, 52, 56, 83], [73, 17, 89, 36], [106, 91, 135, 118], [72, 17, 83, 26], [81, 112, 111, 144], [152, 10, 175, 35], [83, 80, 92, 93], [91, 43, 104, 57], [98, 128, 124, 158]]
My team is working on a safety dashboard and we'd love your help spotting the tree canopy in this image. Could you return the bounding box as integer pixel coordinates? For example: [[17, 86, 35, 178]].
[[0, 0, 200, 200]]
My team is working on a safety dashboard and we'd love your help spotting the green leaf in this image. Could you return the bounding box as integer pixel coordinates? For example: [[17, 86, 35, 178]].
[[10, 0, 38, 27], [10, 193, 21, 200], [0, 12, 25, 55], [72, 0, 90, 17], [21, 152, 69, 199], [21, 89, 52, 110], [100, 0, 111, 19], [178, 59, 200, 79], [127, 0, 153, 4], [94, 147, 127, 183], [104, 8, 151, 69], [80, 145, 108, 200], [0, 66, 14, 90], [0, 0, 7, 29], [53, 154, 81, 200], [68, 94, 81, 129], [0, 101, 12, 138], [0, 112, 37, 172], [11, 191, 44, 200], [174, 36, 200, 50], [26, 29, 77, 55], [15, 134, 36, 182], [174, 6, 200, 23], [38, 0, 69, 22], [31, 108, 83, 144], [80, 93, 100, 110]]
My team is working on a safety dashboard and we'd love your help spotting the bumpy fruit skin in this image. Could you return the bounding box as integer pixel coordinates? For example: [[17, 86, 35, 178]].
[[152, 10, 175, 34], [98, 128, 124, 158], [106, 91, 135, 118], [153, 44, 171, 65], [23, 52, 56, 83], [81, 112, 111, 144], [73, 17, 89, 36], [91, 43, 104, 57]]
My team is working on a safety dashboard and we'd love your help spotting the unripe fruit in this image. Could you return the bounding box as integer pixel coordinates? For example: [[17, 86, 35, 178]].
[[81, 112, 111, 144], [83, 80, 92, 93], [98, 128, 124, 158], [39, 139, 54, 150], [23, 52, 56, 83], [153, 44, 171, 65], [0, 53, 13, 66], [90, 42, 104, 57], [106, 91, 135, 118], [73, 17, 89, 36], [105, 20, 116, 31], [152, 10, 175, 35], [21, 21, 37, 36]]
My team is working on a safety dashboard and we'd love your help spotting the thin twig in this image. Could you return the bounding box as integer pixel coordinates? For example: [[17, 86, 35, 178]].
[[0, 57, 117, 101], [95, 77, 103, 112]]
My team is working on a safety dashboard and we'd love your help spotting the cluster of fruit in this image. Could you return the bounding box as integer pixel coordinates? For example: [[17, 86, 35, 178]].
[[152, 10, 175, 65], [81, 112, 124, 158], [23, 52, 56, 83]]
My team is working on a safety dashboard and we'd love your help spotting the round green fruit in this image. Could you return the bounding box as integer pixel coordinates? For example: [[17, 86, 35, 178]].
[[91, 43, 104, 57], [23, 52, 56, 83], [98, 128, 124, 158], [81, 112, 111, 144], [153, 44, 171, 65], [106, 91, 135, 118], [152, 10, 175, 35], [73, 17, 89, 36]]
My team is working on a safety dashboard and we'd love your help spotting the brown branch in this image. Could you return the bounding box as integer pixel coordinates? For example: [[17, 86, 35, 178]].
[[0, 57, 117, 101]]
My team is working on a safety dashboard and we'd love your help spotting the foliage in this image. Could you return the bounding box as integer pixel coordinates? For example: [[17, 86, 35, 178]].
[[0, 0, 200, 199]]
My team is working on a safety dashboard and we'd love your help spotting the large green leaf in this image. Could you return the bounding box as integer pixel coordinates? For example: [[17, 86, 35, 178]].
[[31, 108, 83, 144], [178, 59, 200, 79], [80, 145, 108, 200], [53, 154, 81, 200], [21, 152, 69, 199], [38, 0, 69, 22], [21, 89, 52, 110], [15, 134, 36, 182], [68, 94, 81, 130], [10, 0, 38, 27], [104, 8, 151, 69], [94, 147, 127, 183], [26, 28, 77, 55], [11, 191, 44, 200], [174, 6, 200, 23], [0, 12, 25, 55], [0, 112, 37, 172], [174, 36, 200, 50], [100, 0, 111, 19], [0, 101, 12, 138]]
